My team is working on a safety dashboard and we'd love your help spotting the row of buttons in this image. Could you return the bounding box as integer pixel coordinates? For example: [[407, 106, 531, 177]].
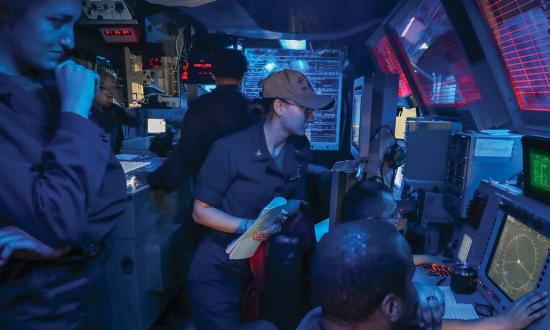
[[423, 264, 453, 277], [479, 280, 502, 304]]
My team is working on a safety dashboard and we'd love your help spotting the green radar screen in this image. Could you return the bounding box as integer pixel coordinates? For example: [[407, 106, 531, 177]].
[[488, 215, 550, 301], [530, 149, 550, 194]]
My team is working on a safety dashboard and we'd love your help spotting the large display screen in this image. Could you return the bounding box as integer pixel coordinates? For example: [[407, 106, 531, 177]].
[[391, 0, 482, 108], [478, 0, 550, 111], [530, 149, 550, 194], [243, 48, 343, 150], [523, 136, 550, 204], [487, 215, 550, 301], [370, 35, 413, 99]]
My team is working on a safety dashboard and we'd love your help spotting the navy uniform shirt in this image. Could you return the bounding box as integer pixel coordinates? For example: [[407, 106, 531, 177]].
[[147, 84, 255, 191], [0, 72, 128, 328], [194, 122, 310, 244]]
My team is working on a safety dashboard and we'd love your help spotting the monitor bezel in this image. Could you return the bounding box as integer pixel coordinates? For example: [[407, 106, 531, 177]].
[[460, 0, 550, 136], [479, 201, 550, 309], [366, 27, 414, 101], [386, 0, 482, 114], [350, 77, 372, 161], [522, 135, 550, 206]]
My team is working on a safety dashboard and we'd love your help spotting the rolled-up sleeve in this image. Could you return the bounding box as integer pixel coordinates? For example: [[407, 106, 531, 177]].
[[193, 140, 233, 208], [0, 111, 111, 246]]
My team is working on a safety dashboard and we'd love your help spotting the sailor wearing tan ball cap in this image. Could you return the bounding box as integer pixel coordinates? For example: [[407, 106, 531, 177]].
[[188, 69, 332, 329]]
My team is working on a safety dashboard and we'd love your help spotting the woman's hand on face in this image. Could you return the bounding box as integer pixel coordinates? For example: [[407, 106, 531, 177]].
[[56, 60, 99, 118]]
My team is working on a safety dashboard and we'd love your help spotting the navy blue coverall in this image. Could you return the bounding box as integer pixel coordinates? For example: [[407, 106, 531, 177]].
[[188, 122, 310, 330], [0, 73, 128, 329]]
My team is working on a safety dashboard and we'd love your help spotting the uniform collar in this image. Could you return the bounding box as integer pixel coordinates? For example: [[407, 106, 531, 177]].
[[250, 121, 308, 162], [249, 121, 308, 181]]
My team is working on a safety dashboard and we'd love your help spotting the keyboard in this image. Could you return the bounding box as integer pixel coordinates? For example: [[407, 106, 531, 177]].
[[423, 263, 453, 277], [120, 161, 150, 174]]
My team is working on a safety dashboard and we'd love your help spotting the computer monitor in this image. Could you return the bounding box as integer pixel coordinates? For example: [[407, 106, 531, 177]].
[[457, 233, 473, 264], [147, 118, 167, 134], [486, 214, 550, 302], [350, 77, 372, 160], [242, 48, 343, 151], [389, 0, 481, 109], [522, 135, 550, 205], [180, 51, 215, 85], [476, 194, 550, 329], [478, 198, 550, 314], [478, 0, 550, 112]]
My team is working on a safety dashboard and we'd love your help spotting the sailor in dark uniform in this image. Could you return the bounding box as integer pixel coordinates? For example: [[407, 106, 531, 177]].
[[0, 1, 127, 328], [188, 69, 333, 329]]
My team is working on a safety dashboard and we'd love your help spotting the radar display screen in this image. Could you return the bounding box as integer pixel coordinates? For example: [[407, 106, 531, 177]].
[[487, 215, 550, 301], [530, 149, 550, 194], [243, 48, 343, 150]]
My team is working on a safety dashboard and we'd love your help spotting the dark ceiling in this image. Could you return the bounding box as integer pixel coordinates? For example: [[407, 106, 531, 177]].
[[147, 0, 400, 40]]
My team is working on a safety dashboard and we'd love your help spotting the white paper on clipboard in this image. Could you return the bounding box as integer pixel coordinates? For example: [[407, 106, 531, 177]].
[[474, 139, 514, 158]]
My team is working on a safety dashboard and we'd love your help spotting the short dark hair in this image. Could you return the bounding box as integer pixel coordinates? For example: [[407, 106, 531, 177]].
[[311, 220, 412, 323], [212, 49, 247, 80], [341, 180, 393, 222]]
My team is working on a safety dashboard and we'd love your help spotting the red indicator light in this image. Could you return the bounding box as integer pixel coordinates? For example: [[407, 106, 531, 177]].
[[104, 29, 133, 36]]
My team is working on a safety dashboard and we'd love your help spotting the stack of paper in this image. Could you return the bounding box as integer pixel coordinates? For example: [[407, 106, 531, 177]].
[[440, 286, 479, 320], [226, 197, 302, 260]]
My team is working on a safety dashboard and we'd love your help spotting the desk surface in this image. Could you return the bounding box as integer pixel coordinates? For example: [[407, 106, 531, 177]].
[[414, 267, 490, 320]]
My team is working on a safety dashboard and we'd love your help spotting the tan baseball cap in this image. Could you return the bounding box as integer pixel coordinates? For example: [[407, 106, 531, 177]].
[[260, 69, 334, 110]]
